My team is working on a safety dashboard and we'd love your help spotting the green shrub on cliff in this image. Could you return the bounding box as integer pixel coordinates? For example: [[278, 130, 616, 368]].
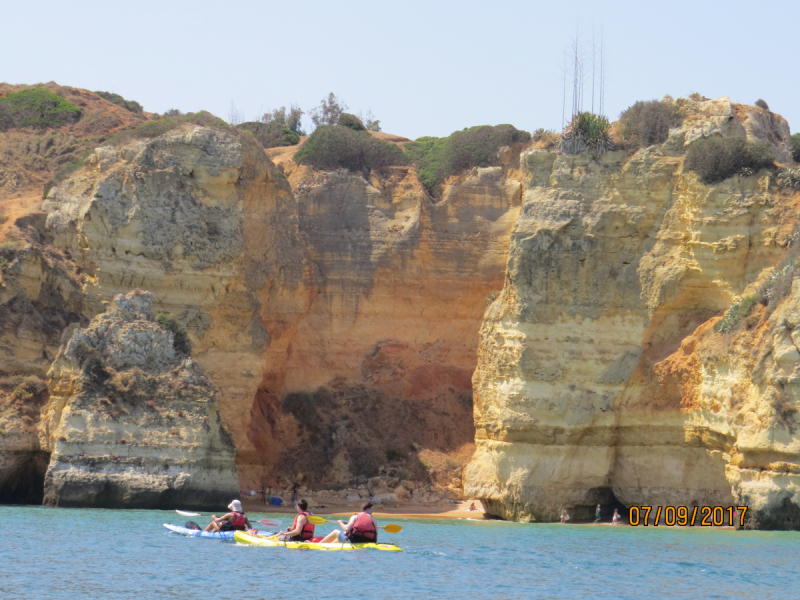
[[778, 167, 800, 189], [338, 113, 366, 131], [156, 313, 191, 355], [294, 124, 407, 172], [281, 387, 333, 426], [404, 124, 531, 193], [714, 296, 757, 333], [94, 91, 143, 114], [618, 100, 681, 149], [73, 342, 110, 384], [685, 137, 774, 184], [791, 133, 800, 163], [237, 121, 300, 148], [559, 112, 613, 155], [715, 237, 800, 334], [107, 111, 228, 146], [0, 88, 82, 131]]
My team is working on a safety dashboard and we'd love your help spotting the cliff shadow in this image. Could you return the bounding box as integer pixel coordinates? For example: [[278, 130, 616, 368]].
[[0, 450, 50, 505], [246, 380, 475, 489]]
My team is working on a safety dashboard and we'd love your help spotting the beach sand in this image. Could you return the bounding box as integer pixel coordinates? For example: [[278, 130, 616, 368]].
[[239, 497, 490, 521]]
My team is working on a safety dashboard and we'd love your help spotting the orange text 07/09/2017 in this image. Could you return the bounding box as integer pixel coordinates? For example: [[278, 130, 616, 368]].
[[628, 506, 748, 527]]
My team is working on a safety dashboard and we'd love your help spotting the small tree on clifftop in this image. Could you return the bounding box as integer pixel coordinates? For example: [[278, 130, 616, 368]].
[[309, 93, 347, 128], [262, 104, 305, 135]]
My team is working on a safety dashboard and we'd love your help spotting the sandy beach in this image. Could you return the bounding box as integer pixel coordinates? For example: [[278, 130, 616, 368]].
[[239, 497, 490, 521]]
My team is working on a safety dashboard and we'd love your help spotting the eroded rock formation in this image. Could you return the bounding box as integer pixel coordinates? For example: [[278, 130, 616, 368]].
[[36, 124, 518, 493], [0, 213, 88, 503], [42, 125, 309, 487], [246, 162, 521, 489], [2, 92, 799, 527], [464, 98, 800, 528], [42, 290, 238, 508]]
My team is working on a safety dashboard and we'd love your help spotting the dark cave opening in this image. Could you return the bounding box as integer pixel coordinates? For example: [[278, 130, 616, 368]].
[[0, 451, 50, 505], [571, 487, 629, 523]]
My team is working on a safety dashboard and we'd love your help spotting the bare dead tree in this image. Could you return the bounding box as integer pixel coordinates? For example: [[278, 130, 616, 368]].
[[562, 48, 567, 128], [228, 101, 244, 126], [570, 31, 585, 120], [592, 27, 595, 112], [599, 29, 605, 116]]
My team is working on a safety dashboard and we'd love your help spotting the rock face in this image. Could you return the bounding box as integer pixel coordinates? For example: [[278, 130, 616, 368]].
[[42, 125, 309, 486], [0, 375, 51, 503], [664, 96, 793, 163], [464, 100, 800, 527], [42, 290, 238, 508], [0, 214, 88, 503], [687, 279, 800, 530], [38, 123, 523, 491], [245, 162, 521, 488], [4, 94, 800, 526]]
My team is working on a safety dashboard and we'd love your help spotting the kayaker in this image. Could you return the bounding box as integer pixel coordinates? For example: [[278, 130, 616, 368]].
[[318, 502, 378, 544], [276, 499, 315, 541], [204, 499, 251, 532]]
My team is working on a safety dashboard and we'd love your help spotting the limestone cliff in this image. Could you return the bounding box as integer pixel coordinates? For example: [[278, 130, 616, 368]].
[[684, 277, 800, 530], [42, 290, 238, 508], [38, 124, 521, 494], [42, 125, 309, 488], [4, 90, 800, 527], [245, 160, 521, 490], [464, 97, 800, 528], [0, 213, 88, 503]]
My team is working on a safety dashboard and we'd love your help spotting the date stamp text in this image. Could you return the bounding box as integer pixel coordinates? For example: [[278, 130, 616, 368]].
[[628, 506, 748, 527]]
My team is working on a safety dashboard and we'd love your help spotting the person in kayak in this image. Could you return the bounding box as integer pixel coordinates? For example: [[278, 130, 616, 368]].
[[319, 502, 378, 544], [204, 499, 251, 532], [276, 499, 315, 541]]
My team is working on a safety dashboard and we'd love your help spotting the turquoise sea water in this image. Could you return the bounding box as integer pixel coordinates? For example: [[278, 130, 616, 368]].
[[1, 506, 798, 599]]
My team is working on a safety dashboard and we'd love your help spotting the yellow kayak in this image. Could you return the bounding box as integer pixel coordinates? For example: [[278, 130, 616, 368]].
[[234, 530, 402, 552]]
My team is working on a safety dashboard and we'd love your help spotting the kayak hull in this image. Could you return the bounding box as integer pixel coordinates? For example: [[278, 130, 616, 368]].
[[163, 524, 272, 539], [234, 530, 402, 552]]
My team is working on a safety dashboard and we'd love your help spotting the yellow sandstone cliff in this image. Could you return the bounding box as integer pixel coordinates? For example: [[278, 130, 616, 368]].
[[37, 124, 521, 499], [464, 97, 800, 528], [42, 126, 310, 491], [43, 290, 238, 508], [2, 90, 799, 528]]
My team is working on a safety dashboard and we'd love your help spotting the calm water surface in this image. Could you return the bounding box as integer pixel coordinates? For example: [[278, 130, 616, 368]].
[[1, 506, 798, 599]]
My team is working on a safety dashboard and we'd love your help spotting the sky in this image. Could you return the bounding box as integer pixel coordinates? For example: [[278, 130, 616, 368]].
[[3, 0, 799, 140]]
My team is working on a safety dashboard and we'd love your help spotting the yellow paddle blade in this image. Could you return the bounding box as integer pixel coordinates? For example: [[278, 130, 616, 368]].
[[381, 524, 403, 534], [307, 515, 330, 525]]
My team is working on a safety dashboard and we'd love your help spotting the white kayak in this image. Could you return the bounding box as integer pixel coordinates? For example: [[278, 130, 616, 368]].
[[163, 524, 273, 539]]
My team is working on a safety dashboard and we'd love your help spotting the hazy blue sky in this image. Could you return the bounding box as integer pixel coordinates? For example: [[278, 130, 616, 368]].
[[4, 0, 798, 139]]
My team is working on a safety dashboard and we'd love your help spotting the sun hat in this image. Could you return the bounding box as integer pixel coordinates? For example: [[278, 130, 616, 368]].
[[228, 499, 243, 512]]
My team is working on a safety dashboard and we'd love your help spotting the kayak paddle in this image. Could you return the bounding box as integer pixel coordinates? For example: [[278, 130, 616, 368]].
[[256, 519, 283, 528], [306, 515, 403, 533], [174, 510, 281, 528]]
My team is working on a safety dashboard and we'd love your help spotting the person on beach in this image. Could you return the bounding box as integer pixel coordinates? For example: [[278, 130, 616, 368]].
[[560, 507, 570, 523], [277, 499, 315, 541], [612, 509, 621, 525], [594, 504, 602, 523], [204, 499, 251, 532], [318, 502, 378, 544], [469, 502, 477, 511]]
